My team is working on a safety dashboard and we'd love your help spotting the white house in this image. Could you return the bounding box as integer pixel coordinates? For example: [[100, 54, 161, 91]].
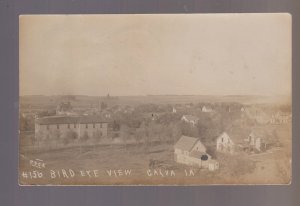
[[172, 107, 177, 113], [102, 111, 111, 118], [202, 106, 213, 113], [181, 115, 199, 126], [174, 136, 218, 169], [246, 132, 267, 152], [216, 132, 235, 153]]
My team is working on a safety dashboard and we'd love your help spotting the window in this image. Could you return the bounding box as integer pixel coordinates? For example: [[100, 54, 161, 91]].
[[221, 138, 223, 142], [100, 123, 102, 128], [74, 124, 76, 128], [86, 124, 88, 129], [57, 124, 59, 129], [93, 124, 95, 128], [46, 125, 49, 130], [68, 124, 70, 129]]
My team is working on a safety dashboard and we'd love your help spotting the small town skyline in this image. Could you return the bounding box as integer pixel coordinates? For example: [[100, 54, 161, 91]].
[[19, 14, 292, 185]]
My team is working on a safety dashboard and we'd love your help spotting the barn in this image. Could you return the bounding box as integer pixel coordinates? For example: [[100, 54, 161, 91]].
[[174, 136, 214, 169]]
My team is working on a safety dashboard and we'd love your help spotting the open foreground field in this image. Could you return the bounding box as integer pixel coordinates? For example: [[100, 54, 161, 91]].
[[19, 94, 292, 185], [19, 127, 291, 185]]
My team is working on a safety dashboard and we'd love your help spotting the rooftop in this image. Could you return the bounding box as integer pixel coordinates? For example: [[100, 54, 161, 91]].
[[190, 150, 209, 159], [217, 126, 271, 144], [182, 115, 199, 122], [36, 115, 109, 125], [174, 135, 199, 151], [217, 131, 247, 144]]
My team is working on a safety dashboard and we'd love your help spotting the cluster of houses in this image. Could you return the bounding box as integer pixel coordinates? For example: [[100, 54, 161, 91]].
[[174, 129, 268, 171], [181, 106, 291, 128], [31, 100, 289, 172], [216, 131, 267, 153], [270, 111, 292, 124]]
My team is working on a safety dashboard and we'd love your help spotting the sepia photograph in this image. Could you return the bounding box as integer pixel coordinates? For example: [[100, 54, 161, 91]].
[[19, 13, 291, 185]]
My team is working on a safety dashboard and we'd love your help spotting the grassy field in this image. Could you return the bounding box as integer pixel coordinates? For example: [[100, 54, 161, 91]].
[[19, 127, 291, 185], [19, 101, 291, 185]]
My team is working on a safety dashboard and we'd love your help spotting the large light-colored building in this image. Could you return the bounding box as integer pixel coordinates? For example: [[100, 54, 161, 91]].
[[35, 115, 109, 140]]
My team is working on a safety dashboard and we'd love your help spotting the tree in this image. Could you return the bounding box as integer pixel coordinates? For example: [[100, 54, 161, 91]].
[[120, 124, 130, 149], [112, 120, 120, 131], [154, 124, 165, 143], [51, 129, 62, 147], [179, 122, 199, 137], [170, 123, 181, 144], [19, 115, 27, 131], [135, 121, 150, 151], [63, 130, 77, 145], [100, 102, 107, 110], [35, 130, 45, 140], [20, 116, 35, 131], [92, 130, 102, 144], [135, 126, 145, 145], [80, 131, 89, 143], [157, 124, 172, 143], [148, 121, 156, 142], [35, 130, 45, 148]]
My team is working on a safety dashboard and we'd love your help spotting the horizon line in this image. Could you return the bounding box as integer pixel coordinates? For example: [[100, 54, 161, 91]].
[[19, 94, 290, 97]]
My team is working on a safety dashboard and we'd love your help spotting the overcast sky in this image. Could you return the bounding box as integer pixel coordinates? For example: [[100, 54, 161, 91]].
[[20, 14, 291, 96]]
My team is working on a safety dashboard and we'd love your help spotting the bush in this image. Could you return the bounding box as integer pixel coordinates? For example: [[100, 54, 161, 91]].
[[35, 130, 45, 140], [80, 131, 89, 143], [63, 130, 78, 145], [92, 130, 102, 143]]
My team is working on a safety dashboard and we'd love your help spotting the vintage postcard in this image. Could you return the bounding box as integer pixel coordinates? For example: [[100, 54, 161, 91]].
[[19, 14, 291, 185]]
